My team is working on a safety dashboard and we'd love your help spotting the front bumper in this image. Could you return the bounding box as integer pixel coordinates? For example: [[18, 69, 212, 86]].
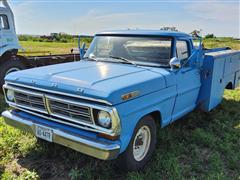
[[2, 110, 120, 160]]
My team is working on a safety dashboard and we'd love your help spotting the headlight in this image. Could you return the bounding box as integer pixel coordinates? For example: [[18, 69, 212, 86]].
[[97, 111, 111, 128], [6, 89, 14, 102]]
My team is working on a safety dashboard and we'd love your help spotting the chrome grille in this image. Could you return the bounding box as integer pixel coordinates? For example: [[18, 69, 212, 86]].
[[49, 99, 92, 123], [14, 91, 46, 112], [11, 89, 93, 124]]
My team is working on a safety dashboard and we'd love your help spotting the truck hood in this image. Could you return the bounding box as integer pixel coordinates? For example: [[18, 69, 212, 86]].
[[5, 61, 168, 105]]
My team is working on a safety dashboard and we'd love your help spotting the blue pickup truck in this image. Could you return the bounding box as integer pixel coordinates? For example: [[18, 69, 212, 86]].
[[2, 30, 240, 171]]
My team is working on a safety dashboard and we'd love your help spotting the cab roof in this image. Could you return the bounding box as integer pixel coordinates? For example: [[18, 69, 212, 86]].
[[96, 30, 191, 38]]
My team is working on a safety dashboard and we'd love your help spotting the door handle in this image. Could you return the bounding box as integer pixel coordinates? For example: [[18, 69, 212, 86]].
[[195, 71, 200, 75]]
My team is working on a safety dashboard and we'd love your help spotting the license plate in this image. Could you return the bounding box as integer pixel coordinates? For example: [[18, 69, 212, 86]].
[[35, 125, 53, 142]]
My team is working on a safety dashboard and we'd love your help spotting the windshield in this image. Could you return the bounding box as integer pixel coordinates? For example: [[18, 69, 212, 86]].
[[84, 36, 172, 66]]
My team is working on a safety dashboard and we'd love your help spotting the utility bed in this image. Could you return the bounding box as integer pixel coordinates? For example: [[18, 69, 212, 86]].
[[199, 49, 240, 111]]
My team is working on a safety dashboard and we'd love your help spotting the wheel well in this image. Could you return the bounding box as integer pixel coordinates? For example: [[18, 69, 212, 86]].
[[0, 50, 18, 65], [0, 51, 11, 65], [0, 51, 29, 67], [148, 111, 162, 127], [225, 82, 233, 90]]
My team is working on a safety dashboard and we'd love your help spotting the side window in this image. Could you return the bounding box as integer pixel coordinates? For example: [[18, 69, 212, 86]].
[[0, 15, 10, 30], [176, 40, 189, 61]]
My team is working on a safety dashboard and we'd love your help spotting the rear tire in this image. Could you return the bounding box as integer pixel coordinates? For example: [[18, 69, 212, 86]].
[[0, 59, 26, 93], [116, 115, 156, 171]]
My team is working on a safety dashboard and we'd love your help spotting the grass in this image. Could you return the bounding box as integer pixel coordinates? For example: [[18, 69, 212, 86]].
[[0, 38, 239, 179], [203, 37, 240, 50], [18, 41, 79, 56], [0, 90, 239, 179]]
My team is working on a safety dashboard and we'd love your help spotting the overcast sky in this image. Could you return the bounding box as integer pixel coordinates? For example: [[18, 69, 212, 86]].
[[6, 0, 240, 37]]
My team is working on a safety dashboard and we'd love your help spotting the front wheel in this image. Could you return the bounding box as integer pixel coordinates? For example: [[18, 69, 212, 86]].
[[116, 115, 156, 171]]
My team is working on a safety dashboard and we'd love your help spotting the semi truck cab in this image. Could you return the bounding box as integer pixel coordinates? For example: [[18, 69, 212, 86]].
[[0, 0, 81, 94], [0, 0, 21, 56]]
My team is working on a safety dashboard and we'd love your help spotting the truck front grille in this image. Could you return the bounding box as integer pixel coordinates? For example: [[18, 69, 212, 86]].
[[11, 90, 93, 125], [14, 92, 46, 112], [49, 99, 92, 123]]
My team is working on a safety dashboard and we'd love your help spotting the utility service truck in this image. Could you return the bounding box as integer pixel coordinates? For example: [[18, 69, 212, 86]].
[[0, 0, 80, 92], [2, 30, 240, 171]]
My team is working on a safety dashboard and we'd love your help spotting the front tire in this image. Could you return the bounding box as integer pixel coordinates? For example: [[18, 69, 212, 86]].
[[116, 115, 156, 171]]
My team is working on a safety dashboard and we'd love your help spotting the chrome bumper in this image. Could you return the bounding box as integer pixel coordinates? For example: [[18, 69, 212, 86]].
[[2, 110, 120, 160]]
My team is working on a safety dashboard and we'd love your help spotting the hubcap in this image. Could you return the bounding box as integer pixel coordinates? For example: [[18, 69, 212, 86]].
[[133, 125, 151, 161]]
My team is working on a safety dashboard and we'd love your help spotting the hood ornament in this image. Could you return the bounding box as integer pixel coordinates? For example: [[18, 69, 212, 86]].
[[51, 83, 58, 88], [77, 88, 84, 94]]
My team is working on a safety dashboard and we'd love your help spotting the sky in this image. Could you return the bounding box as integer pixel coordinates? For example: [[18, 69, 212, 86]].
[[5, 0, 240, 37]]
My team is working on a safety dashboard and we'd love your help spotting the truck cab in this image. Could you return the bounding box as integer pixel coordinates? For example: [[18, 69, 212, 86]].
[[2, 30, 240, 171], [0, 0, 21, 57], [85, 30, 202, 123], [0, 0, 26, 91]]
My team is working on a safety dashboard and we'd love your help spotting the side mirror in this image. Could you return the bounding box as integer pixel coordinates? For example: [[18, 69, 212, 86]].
[[80, 43, 86, 57], [169, 57, 181, 70], [78, 36, 86, 60]]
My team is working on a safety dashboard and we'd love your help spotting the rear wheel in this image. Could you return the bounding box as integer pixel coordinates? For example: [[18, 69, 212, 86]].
[[0, 59, 26, 93], [116, 115, 156, 171]]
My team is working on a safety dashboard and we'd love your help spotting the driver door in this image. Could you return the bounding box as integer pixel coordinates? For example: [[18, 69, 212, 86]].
[[172, 40, 201, 121], [0, 14, 15, 53]]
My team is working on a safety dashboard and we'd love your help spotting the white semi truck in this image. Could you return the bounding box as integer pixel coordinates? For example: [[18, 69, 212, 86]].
[[0, 0, 80, 93]]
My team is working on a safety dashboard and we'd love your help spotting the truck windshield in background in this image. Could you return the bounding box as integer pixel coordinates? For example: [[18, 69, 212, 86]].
[[84, 36, 172, 66]]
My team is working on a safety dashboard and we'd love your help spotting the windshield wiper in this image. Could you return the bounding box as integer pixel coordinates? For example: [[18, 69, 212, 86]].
[[82, 55, 99, 62], [83, 57, 99, 62], [109, 56, 137, 66], [84, 55, 137, 66]]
